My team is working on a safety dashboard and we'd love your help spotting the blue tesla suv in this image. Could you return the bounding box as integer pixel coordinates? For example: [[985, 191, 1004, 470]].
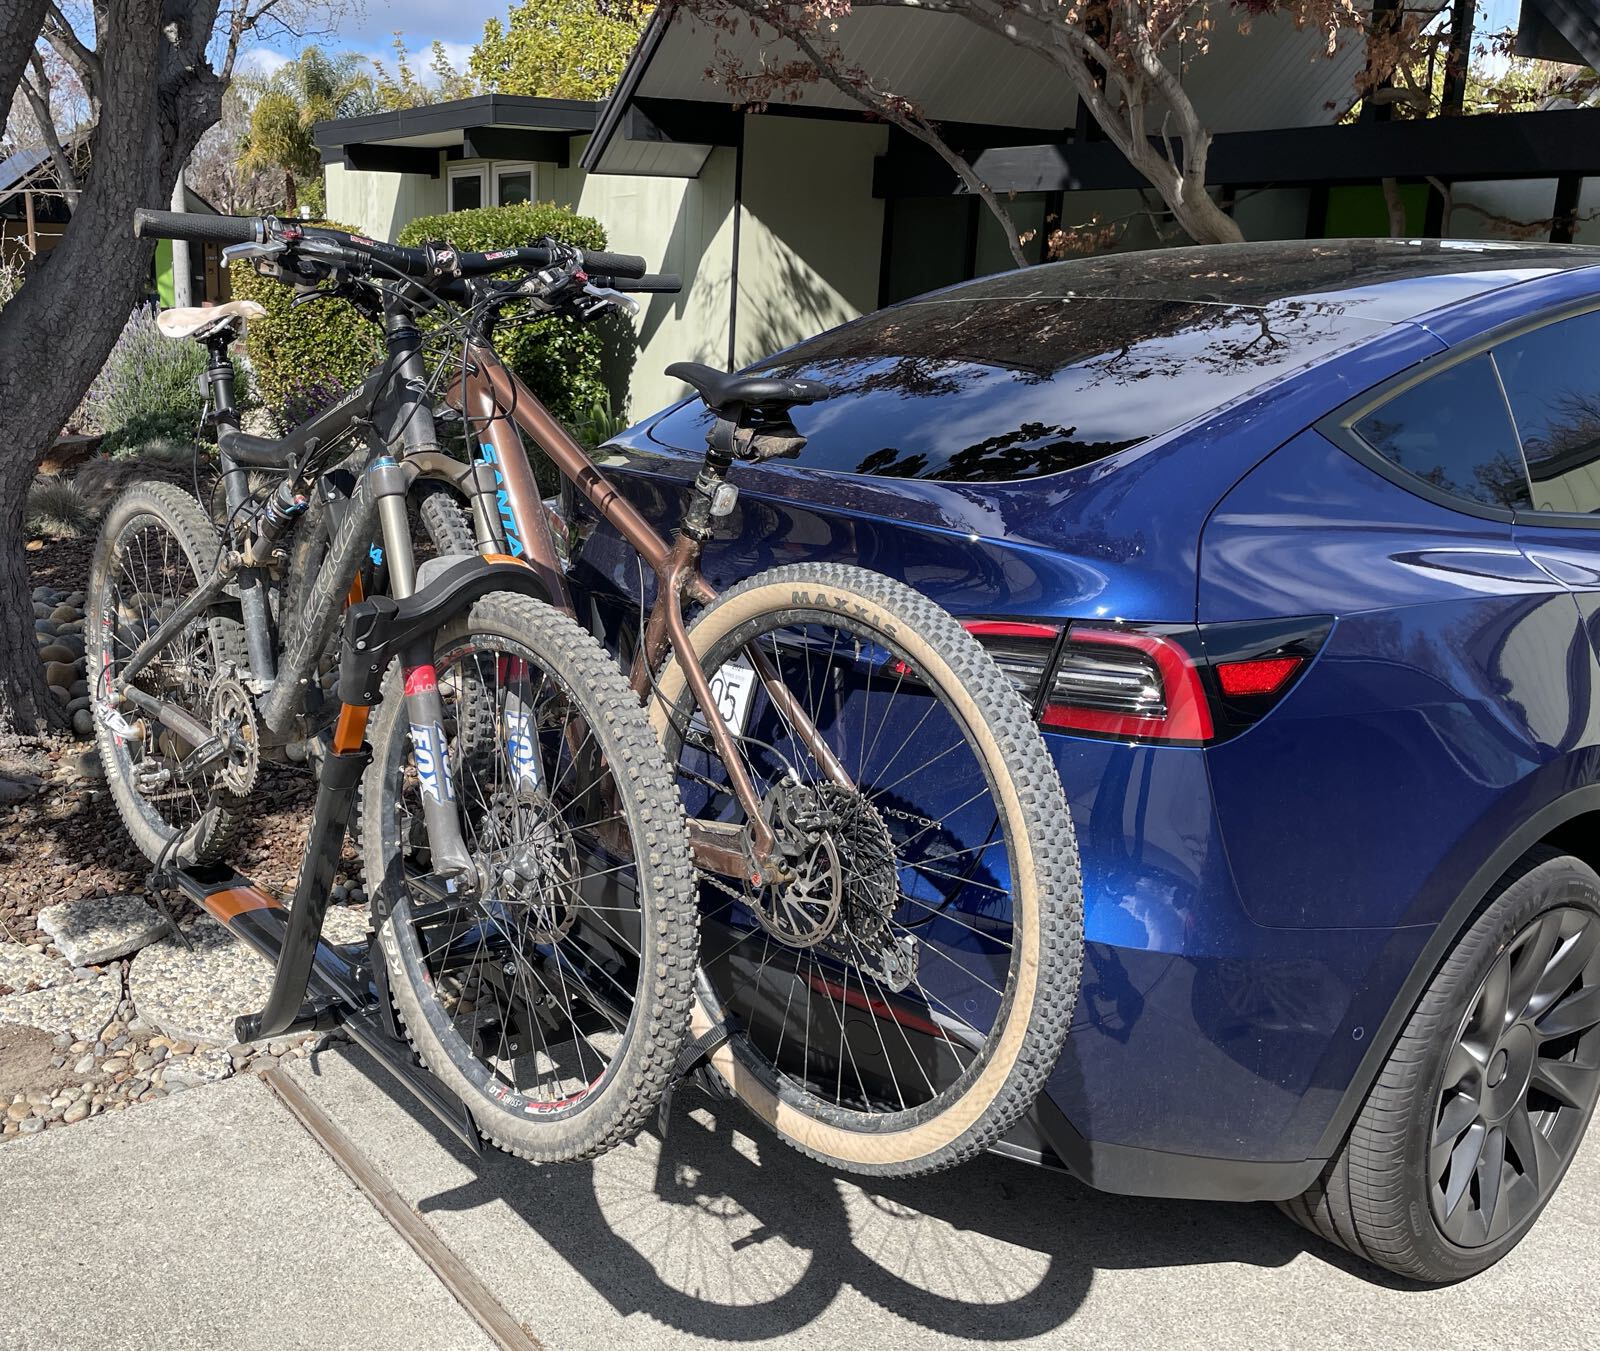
[[561, 239, 1600, 1283]]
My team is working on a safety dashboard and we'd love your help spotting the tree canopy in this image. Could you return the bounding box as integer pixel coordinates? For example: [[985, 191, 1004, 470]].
[[239, 46, 376, 214], [470, 0, 647, 99]]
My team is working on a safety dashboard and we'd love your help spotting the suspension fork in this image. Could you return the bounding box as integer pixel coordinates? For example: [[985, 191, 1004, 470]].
[[374, 310, 481, 892]]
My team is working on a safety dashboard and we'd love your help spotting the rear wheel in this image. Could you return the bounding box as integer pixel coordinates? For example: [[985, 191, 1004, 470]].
[[86, 482, 249, 866], [363, 593, 699, 1161], [654, 563, 1083, 1176], [1282, 847, 1600, 1282]]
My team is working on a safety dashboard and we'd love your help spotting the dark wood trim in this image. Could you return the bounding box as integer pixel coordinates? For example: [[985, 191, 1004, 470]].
[[1552, 171, 1583, 243], [877, 193, 896, 309], [1041, 189, 1064, 263], [874, 107, 1600, 199], [461, 126, 571, 165], [1306, 183, 1329, 239], [728, 123, 745, 371], [962, 195, 980, 279], [341, 144, 440, 177], [314, 94, 597, 152]]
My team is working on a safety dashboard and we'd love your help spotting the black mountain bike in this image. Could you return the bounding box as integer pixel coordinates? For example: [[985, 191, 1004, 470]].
[[86, 209, 698, 1161]]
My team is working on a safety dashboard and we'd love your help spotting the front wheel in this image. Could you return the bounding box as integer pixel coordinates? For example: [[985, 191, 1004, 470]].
[[363, 592, 699, 1162], [653, 563, 1084, 1176]]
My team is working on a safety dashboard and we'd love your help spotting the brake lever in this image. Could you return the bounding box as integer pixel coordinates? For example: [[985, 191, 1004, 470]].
[[580, 282, 639, 318], [222, 240, 287, 264]]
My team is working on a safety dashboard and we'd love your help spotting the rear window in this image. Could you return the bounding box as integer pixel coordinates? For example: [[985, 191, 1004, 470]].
[[647, 241, 1597, 484], [649, 292, 1383, 483]]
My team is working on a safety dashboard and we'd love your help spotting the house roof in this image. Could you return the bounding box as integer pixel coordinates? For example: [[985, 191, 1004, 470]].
[[581, 1, 1401, 177], [314, 95, 600, 175], [1516, 0, 1600, 70]]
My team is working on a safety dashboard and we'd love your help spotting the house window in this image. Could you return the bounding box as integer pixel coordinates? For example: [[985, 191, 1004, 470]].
[[493, 163, 536, 207], [449, 166, 486, 212]]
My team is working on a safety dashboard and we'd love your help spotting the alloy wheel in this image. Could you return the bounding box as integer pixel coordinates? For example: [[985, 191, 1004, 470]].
[[1430, 904, 1600, 1246]]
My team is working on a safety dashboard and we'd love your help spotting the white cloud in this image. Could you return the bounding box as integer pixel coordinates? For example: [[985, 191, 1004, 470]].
[[236, 47, 290, 78]]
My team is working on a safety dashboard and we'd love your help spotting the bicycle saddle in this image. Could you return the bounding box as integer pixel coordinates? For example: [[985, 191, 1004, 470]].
[[156, 298, 265, 342], [666, 361, 833, 419]]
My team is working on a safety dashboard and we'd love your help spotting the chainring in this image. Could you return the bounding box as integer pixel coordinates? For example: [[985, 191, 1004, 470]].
[[207, 675, 260, 799]]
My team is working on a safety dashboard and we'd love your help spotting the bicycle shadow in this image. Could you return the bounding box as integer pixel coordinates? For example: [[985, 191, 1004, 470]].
[[311, 1043, 1369, 1345]]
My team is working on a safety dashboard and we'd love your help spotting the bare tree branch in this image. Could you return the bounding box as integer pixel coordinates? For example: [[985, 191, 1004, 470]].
[[41, 0, 102, 114], [21, 51, 80, 193]]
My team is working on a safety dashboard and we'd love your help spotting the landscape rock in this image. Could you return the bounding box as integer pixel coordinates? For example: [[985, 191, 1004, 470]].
[[37, 894, 169, 966], [127, 918, 273, 1046], [43, 661, 76, 689], [0, 946, 76, 995], [0, 971, 118, 1041]]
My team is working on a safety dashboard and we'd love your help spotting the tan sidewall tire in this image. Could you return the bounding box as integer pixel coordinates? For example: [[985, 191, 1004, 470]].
[[652, 564, 1081, 1173]]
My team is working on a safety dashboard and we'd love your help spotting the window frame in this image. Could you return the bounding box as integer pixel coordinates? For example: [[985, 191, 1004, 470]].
[[447, 163, 487, 213], [491, 161, 538, 208], [1319, 295, 1600, 529]]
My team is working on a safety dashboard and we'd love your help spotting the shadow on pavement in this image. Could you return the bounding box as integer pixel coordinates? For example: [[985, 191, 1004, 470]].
[[310, 1044, 1366, 1343]]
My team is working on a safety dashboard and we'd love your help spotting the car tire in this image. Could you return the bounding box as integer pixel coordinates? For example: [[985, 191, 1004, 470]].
[[1281, 845, 1600, 1283]]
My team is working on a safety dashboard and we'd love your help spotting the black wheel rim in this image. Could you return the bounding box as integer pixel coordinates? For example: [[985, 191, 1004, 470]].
[[100, 515, 231, 848], [679, 611, 1021, 1126], [1430, 904, 1600, 1247], [392, 635, 647, 1120]]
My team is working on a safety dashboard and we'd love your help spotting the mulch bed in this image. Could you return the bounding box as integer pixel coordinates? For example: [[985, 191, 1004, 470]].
[[0, 535, 355, 946]]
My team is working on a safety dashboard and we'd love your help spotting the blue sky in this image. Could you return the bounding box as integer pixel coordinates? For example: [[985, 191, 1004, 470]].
[[241, 0, 1533, 79], [244, 0, 513, 76]]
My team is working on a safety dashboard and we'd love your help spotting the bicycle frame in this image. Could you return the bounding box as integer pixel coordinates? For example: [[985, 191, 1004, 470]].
[[445, 340, 854, 881]]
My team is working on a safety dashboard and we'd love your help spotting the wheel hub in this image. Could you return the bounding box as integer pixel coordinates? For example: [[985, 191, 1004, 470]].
[[1429, 904, 1600, 1247]]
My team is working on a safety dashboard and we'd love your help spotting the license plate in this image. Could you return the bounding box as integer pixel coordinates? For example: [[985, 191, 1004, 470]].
[[696, 660, 757, 737]]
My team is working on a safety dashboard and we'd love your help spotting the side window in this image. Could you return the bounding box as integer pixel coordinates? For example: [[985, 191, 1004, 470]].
[[1351, 353, 1530, 511], [1493, 310, 1600, 515]]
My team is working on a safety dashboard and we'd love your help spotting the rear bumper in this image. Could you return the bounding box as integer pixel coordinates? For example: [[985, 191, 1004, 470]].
[[1034, 731, 1429, 1199]]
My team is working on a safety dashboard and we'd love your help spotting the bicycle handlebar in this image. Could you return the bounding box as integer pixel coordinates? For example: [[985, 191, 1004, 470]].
[[132, 209, 261, 247], [131, 209, 651, 282]]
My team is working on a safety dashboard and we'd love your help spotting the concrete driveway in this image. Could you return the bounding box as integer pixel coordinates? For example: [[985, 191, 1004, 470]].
[[3, 1044, 1597, 1349]]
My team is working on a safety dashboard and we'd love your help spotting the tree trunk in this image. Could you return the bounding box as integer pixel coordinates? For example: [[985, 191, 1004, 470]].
[[0, 0, 223, 737], [0, 0, 49, 136], [284, 168, 298, 216], [1382, 177, 1409, 236]]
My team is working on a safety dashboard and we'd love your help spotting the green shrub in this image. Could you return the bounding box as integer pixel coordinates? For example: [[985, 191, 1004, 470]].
[[229, 219, 382, 423], [396, 202, 615, 430], [83, 305, 226, 454]]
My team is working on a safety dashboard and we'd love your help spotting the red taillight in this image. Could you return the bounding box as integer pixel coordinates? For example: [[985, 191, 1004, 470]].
[[963, 615, 1325, 745], [1041, 627, 1214, 743], [1216, 655, 1302, 697]]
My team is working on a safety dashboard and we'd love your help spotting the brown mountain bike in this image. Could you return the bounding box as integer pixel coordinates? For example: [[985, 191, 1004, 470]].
[[130, 211, 1084, 1177]]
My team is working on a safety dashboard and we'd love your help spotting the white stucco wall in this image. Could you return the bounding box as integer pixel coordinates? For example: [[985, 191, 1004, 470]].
[[324, 159, 446, 239], [323, 116, 889, 421], [733, 116, 887, 367]]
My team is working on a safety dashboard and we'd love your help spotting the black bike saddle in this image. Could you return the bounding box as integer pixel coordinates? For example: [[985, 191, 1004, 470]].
[[666, 361, 833, 419]]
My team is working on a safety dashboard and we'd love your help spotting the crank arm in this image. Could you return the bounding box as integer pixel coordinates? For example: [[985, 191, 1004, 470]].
[[116, 684, 226, 769]]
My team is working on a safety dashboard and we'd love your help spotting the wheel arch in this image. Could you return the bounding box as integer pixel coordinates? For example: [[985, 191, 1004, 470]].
[[1312, 783, 1600, 1161]]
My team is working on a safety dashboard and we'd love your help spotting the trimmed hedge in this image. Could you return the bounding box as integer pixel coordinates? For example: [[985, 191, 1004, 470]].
[[230, 203, 618, 437], [396, 202, 611, 428], [229, 219, 382, 423]]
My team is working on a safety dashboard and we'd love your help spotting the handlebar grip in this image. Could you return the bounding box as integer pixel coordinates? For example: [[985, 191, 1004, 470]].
[[132, 209, 262, 246], [579, 249, 647, 280], [616, 274, 682, 294]]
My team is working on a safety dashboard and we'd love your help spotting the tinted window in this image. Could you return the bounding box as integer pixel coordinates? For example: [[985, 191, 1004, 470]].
[[1494, 310, 1600, 514], [1352, 354, 1529, 509], [651, 294, 1385, 482]]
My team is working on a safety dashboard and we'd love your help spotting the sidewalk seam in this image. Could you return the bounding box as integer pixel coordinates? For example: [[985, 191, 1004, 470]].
[[261, 1066, 545, 1351]]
